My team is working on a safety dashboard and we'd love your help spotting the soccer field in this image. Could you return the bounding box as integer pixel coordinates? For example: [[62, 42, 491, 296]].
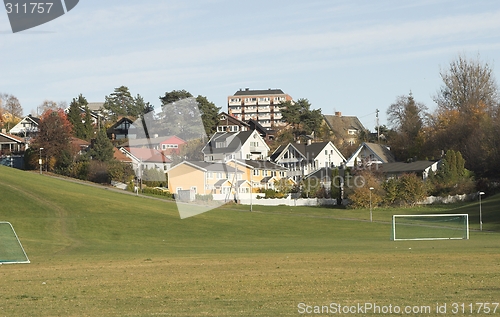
[[1, 166, 499, 316]]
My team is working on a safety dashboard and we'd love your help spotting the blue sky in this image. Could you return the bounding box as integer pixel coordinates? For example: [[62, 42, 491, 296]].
[[1, 0, 500, 130]]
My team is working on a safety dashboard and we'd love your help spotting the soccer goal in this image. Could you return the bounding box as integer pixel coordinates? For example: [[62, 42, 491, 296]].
[[0, 222, 30, 264], [391, 214, 469, 241]]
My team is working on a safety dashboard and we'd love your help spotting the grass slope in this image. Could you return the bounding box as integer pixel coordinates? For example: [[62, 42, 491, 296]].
[[1, 165, 499, 316]]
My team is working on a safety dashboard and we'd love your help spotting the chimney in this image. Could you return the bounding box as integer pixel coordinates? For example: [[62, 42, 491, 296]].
[[153, 134, 159, 138], [245, 88, 249, 91], [335, 111, 342, 117], [1, 128, 6, 134], [307, 139, 312, 146]]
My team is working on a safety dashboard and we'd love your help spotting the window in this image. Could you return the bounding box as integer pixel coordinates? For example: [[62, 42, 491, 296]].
[[207, 172, 213, 179], [215, 141, 226, 148], [253, 169, 259, 176], [250, 141, 259, 147], [348, 129, 357, 135]]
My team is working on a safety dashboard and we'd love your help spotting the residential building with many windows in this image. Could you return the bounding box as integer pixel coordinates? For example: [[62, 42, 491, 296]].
[[227, 88, 293, 128]]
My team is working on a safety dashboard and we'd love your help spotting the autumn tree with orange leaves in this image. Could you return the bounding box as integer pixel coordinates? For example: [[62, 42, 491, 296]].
[[32, 109, 74, 171]]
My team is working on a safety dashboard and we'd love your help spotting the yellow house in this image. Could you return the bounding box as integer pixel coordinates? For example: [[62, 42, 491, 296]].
[[226, 159, 291, 191], [168, 161, 245, 195]]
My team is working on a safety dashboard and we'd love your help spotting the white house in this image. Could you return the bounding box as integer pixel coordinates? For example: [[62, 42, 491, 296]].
[[270, 141, 346, 182], [119, 147, 172, 177], [202, 130, 269, 162], [8, 115, 40, 138], [346, 142, 395, 168]]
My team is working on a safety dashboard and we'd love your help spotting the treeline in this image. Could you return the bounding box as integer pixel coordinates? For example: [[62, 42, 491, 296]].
[[384, 54, 500, 179]]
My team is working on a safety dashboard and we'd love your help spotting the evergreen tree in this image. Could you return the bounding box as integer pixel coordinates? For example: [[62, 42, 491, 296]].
[[67, 94, 93, 140], [82, 106, 94, 140], [90, 129, 115, 162], [103, 86, 150, 122]]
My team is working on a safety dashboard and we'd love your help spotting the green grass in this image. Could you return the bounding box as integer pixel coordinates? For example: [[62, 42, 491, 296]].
[[1, 165, 500, 316]]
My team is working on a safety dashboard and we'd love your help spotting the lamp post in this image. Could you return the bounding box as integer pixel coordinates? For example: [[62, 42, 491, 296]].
[[369, 187, 374, 222], [479, 191, 485, 231], [39, 147, 44, 175]]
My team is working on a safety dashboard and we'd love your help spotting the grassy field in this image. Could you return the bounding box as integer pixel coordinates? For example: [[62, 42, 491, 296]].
[[0, 165, 499, 316]]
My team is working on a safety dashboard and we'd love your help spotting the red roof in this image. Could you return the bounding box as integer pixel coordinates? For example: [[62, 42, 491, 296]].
[[123, 147, 172, 163]]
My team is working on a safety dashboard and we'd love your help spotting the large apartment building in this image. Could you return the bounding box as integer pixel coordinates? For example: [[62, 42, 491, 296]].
[[227, 88, 293, 128]]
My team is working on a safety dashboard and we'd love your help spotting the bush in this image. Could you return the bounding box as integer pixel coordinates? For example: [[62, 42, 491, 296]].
[[195, 194, 213, 202], [141, 187, 174, 199], [258, 188, 286, 199]]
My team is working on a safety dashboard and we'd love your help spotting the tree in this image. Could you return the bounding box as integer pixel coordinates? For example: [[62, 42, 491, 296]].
[[67, 94, 94, 140], [429, 54, 500, 175], [386, 93, 428, 160], [280, 98, 322, 139], [158, 90, 220, 139], [38, 100, 64, 114], [89, 129, 115, 162], [103, 86, 152, 121], [33, 109, 73, 171], [1, 94, 23, 126], [196, 95, 221, 136]]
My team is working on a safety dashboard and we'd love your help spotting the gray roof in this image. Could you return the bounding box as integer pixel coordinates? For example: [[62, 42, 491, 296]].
[[87, 102, 104, 112], [363, 142, 396, 163], [184, 161, 244, 173], [234, 159, 287, 170], [202, 131, 254, 154], [304, 167, 335, 181], [233, 89, 285, 96], [271, 141, 332, 163], [379, 161, 439, 174]]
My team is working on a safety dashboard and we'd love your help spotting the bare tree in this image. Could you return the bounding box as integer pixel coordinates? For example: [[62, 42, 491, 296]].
[[1, 94, 23, 118], [386, 92, 428, 161], [434, 54, 499, 116]]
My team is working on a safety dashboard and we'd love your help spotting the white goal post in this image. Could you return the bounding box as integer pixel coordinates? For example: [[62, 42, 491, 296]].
[[391, 214, 469, 241], [0, 222, 30, 264]]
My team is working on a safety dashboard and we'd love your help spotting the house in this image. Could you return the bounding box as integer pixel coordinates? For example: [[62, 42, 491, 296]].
[[379, 160, 441, 180], [202, 130, 269, 162], [167, 161, 245, 196], [0, 132, 25, 154], [247, 119, 276, 142], [107, 117, 136, 140], [346, 142, 396, 168], [8, 115, 40, 138], [216, 111, 250, 133], [113, 147, 133, 164], [270, 141, 346, 182], [123, 135, 186, 156], [69, 137, 90, 155], [119, 147, 172, 176], [323, 112, 366, 146], [227, 159, 290, 191], [64, 103, 104, 126], [302, 167, 337, 191]]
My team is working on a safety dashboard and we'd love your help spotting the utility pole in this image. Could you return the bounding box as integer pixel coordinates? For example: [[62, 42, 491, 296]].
[[376, 109, 380, 143]]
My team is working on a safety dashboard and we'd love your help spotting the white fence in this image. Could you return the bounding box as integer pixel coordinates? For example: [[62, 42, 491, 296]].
[[210, 193, 474, 207], [211, 193, 337, 206]]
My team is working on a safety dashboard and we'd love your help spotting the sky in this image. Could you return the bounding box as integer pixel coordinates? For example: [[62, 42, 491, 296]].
[[1, 0, 500, 131]]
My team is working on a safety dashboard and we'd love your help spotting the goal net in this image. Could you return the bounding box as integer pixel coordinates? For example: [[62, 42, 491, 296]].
[[0, 222, 30, 264], [391, 214, 469, 241]]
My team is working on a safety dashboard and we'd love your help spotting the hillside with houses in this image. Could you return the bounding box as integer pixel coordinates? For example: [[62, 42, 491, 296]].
[[1, 56, 499, 207]]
